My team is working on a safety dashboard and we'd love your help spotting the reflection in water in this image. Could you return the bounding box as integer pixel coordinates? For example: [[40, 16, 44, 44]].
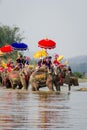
[[37, 93, 70, 129], [0, 88, 70, 129], [0, 83, 87, 129]]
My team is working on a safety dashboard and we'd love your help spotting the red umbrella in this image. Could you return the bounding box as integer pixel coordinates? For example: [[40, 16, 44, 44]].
[[0, 45, 13, 53], [38, 38, 56, 49]]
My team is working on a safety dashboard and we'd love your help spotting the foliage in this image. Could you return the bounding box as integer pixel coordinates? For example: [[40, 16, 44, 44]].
[[0, 24, 25, 61], [2, 51, 18, 62], [30, 59, 37, 66], [73, 72, 82, 78], [0, 24, 24, 47]]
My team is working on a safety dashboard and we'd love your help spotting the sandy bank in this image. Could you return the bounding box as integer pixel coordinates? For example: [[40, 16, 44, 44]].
[[78, 78, 87, 83]]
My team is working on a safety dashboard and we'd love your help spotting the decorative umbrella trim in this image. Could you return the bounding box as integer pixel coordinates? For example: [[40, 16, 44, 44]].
[[38, 45, 56, 49]]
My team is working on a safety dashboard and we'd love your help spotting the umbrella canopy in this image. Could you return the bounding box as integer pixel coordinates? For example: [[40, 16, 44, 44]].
[[11, 42, 28, 50], [38, 38, 56, 49], [0, 50, 5, 56], [33, 52, 42, 58], [0, 45, 13, 53], [57, 55, 64, 61], [64, 59, 69, 65], [1, 60, 7, 68], [33, 49, 48, 58]]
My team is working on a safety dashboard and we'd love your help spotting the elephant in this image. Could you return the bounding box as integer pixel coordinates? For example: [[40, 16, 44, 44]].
[[2, 70, 25, 89], [60, 67, 79, 91], [29, 66, 61, 91], [3, 67, 32, 90], [61, 76, 79, 91], [47, 65, 79, 91]]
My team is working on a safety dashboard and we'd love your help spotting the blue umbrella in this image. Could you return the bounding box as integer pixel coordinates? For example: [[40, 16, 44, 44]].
[[11, 42, 28, 50]]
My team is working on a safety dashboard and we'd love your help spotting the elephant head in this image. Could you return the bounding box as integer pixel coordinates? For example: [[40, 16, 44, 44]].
[[70, 76, 79, 86], [8, 70, 22, 89]]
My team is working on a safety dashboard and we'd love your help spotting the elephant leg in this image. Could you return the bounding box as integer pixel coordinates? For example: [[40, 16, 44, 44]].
[[68, 80, 71, 91], [12, 80, 18, 89], [31, 86, 36, 91], [57, 85, 61, 91], [20, 76, 27, 90], [26, 80, 29, 89], [46, 74, 54, 91], [55, 85, 61, 91], [19, 73, 28, 90], [10, 79, 17, 89], [5, 79, 12, 88], [48, 84, 54, 91], [18, 83, 23, 89], [54, 82, 61, 91], [12, 84, 17, 89], [46, 81, 54, 91], [68, 85, 71, 91], [35, 83, 39, 91], [21, 80, 27, 90], [31, 82, 39, 91]]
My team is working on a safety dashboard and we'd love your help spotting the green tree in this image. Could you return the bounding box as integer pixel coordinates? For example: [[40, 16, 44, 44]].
[[0, 24, 24, 47], [73, 72, 82, 78], [0, 24, 25, 60]]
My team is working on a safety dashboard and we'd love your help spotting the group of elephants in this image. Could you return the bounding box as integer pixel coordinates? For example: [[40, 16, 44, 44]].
[[0, 65, 79, 91]]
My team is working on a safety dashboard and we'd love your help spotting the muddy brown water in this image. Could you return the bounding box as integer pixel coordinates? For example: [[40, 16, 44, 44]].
[[0, 83, 87, 130]]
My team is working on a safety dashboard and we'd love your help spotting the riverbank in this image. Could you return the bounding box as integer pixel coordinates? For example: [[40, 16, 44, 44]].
[[78, 78, 87, 83]]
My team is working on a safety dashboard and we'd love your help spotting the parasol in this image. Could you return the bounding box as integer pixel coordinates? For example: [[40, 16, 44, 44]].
[[11, 42, 28, 50], [64, 60, 69, 65], [33, 49, 48, 58], [38, 38, 56, 49], [0, 45, 13, 53], [57, 55, 64, 61]]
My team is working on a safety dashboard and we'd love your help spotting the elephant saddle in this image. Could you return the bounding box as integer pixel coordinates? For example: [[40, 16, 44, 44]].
[[35, 73, 46, 80]]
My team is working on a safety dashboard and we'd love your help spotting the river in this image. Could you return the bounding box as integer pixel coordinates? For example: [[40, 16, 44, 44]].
[[0, 83, 87, 130]]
